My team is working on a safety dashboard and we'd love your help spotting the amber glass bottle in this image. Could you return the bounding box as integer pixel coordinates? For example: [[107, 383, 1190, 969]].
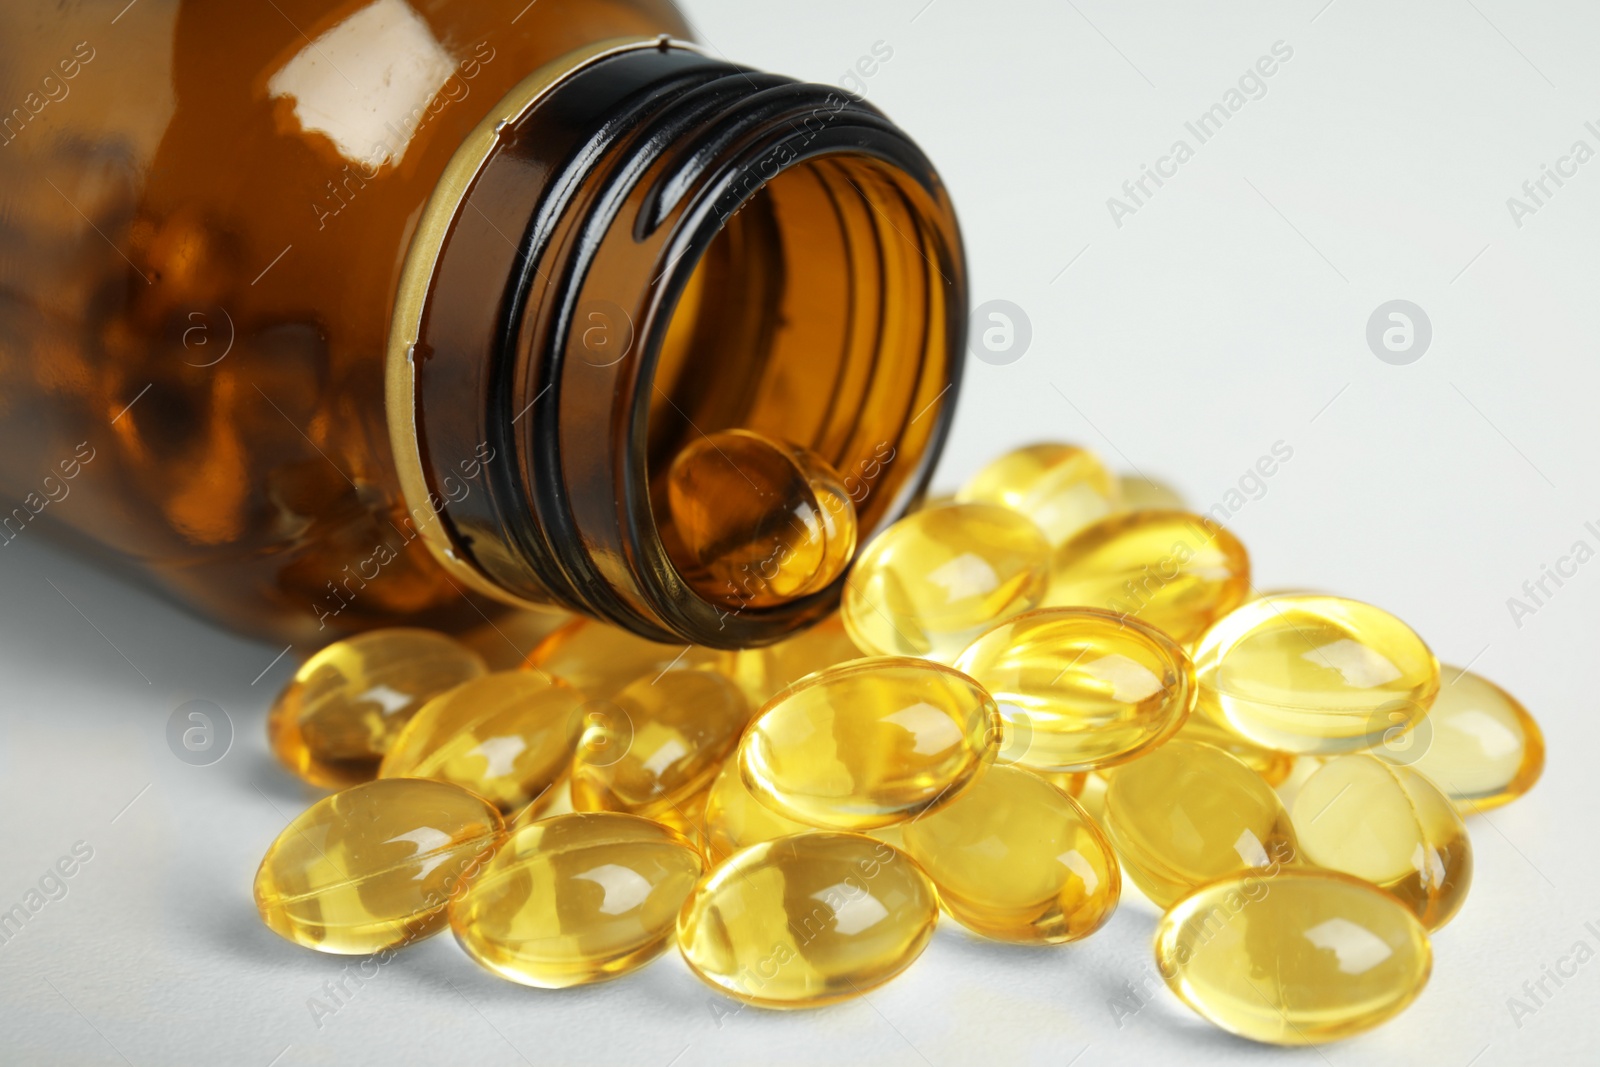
[[0, 0, 966, 647]]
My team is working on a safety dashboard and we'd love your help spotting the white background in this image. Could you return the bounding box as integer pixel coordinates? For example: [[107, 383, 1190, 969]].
[[3, 0, 1598, 1064]]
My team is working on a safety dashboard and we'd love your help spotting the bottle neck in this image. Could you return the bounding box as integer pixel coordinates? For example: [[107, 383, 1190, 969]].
[[387, 37, 966, 648]]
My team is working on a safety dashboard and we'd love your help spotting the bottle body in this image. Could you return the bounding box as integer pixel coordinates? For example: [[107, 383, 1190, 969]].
[[0, 0, 965, 646]]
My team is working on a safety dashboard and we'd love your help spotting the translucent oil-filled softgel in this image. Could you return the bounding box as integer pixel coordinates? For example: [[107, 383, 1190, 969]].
[[1193, 594, 1439, 754], [1379, 665, 1544, 811], [1045, 510, 1251, 645], [737, 657, 1000, 829], [254, 778, 504, 954], [1156, 870, 1432, 1045], [842, 502, 1050, 662], [677, 833, 939, 1008], [900, 764, 1120, 943], [451, 813, 703, 987], [379, 671, 585, 816], [954, 607, 1194, 772], [667, 430, 857, 608], [251, 438, 1541, 1046], [957, 443, 1121, 546], [268, 629, 487, 788], [571, 667, 750, 831], [1104, 739, 1298, 907], [1291, 754, 1473, 930]]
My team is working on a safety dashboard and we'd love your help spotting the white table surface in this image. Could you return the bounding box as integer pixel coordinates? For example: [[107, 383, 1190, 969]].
[[3, 0, 1597, 1063]]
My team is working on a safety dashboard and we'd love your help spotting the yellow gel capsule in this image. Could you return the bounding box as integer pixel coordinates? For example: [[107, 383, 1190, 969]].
[[1156, 869, 1432, 1045], [900, 765, 1119, 944], [459, 607, 574, 671], [677, 832, 938, 1008], [725, 613, 864, 708], [1103, 740, 1297, 907], [1379, 667, 1544, 812], [701, 761, 811, 863], [268, 629, 488, 789], [1117, 476, 1185, 512], [1194, 595, 1440, 754], [953, 608, 1194, 772], [843, 503, 1050, 663], [739, 657, 1000, 830], [667, 429, 857, 608], [253, 778, 504, 954], [956, 443, 1121, 546], [571, 669, 750, 825], [524, 617, 723, 701], [1045, 510, 1250, 646], [450, 813, 703, 988], [378, 672, 585, 817], [1177, 710, 1297, 786], [1291, 755, 1472, 930]]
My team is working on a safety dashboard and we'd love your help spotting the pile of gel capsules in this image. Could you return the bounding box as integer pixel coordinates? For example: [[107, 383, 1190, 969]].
[[253, 438, 1543, 1047]]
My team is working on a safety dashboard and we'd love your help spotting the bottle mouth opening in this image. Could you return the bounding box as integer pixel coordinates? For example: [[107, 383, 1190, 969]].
[[391, 39, 965, 648], [644, 151, 960, 626]]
